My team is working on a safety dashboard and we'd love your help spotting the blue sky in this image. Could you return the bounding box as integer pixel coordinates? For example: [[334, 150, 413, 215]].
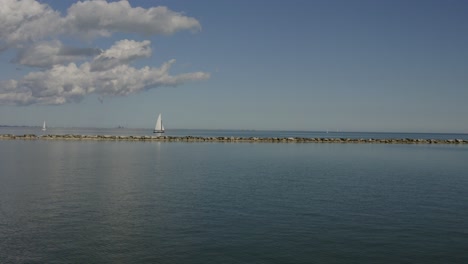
[[1, 0, 467, 133]]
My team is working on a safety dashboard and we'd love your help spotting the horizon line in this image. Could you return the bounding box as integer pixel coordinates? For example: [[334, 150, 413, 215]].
[[0, 125, 467, 135]]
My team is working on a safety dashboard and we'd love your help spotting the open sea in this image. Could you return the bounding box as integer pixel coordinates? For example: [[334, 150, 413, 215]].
[[1, 127, 468, 263]]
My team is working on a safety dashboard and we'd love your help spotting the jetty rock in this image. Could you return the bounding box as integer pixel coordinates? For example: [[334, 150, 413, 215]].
[[1, 134, 467, 144]]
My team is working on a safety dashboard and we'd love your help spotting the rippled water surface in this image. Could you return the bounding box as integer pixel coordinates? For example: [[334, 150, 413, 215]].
[[1, 140, 468, 263]]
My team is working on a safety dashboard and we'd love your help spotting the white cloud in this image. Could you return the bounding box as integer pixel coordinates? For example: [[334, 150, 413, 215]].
[[1, 0, 201, 50], [90, 39, 151, 71], [0, 0, 63, 48], [13, 40, 102, 68], [0, 58, 210, 105], [64, 1, 201, 38], [0, 0, 209, 105]]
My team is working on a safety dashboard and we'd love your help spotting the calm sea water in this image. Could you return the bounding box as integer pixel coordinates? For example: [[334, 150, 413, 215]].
[[1, 137, 468, 263]]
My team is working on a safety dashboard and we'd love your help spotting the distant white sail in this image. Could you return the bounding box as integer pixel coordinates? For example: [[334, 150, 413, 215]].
[[153, 114, 165, 133], [42, 121, 46, 131]]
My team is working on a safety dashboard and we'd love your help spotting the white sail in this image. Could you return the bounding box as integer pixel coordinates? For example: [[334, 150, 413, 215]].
[[153, 114, 164, 133], [42, 121, 46, 131]]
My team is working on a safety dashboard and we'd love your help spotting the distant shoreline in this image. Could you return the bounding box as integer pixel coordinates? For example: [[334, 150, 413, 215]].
[[1, 134, 467, 144], [1, 126, 467, 135]]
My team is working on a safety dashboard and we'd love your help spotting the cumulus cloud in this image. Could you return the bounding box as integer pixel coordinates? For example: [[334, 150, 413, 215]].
[[0, 0, 62, 48], [13, 40, 102, 68], [65, 1, 201, 38], [0, 57, 210, 105], [0, 0, 209, 105], [90, 39, 151, 71], [1, 0, 201, 50]]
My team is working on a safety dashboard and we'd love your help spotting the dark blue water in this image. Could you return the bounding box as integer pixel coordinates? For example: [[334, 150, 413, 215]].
[[1, 126, 468, 140], [1, 140, 468, 263]]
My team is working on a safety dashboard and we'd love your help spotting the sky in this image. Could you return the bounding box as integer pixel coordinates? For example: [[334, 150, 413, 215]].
[[0, 0, 468, 133]]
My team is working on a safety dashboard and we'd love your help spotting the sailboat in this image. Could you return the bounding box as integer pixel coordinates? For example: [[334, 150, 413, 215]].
[[153, 114, 165, 133], [42, 121, 46, 131]]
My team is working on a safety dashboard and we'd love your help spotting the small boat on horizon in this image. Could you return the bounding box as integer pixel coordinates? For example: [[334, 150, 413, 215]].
[[153, 114, 165, 133], [42, 121, 46, 131]]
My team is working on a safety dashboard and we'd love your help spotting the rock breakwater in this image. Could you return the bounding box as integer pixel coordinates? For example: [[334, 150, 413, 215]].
[[0, 134, 467, 144]]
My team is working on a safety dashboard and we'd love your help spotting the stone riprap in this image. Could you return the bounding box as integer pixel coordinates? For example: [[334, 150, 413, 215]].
[[0, 134, 467, 144]]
